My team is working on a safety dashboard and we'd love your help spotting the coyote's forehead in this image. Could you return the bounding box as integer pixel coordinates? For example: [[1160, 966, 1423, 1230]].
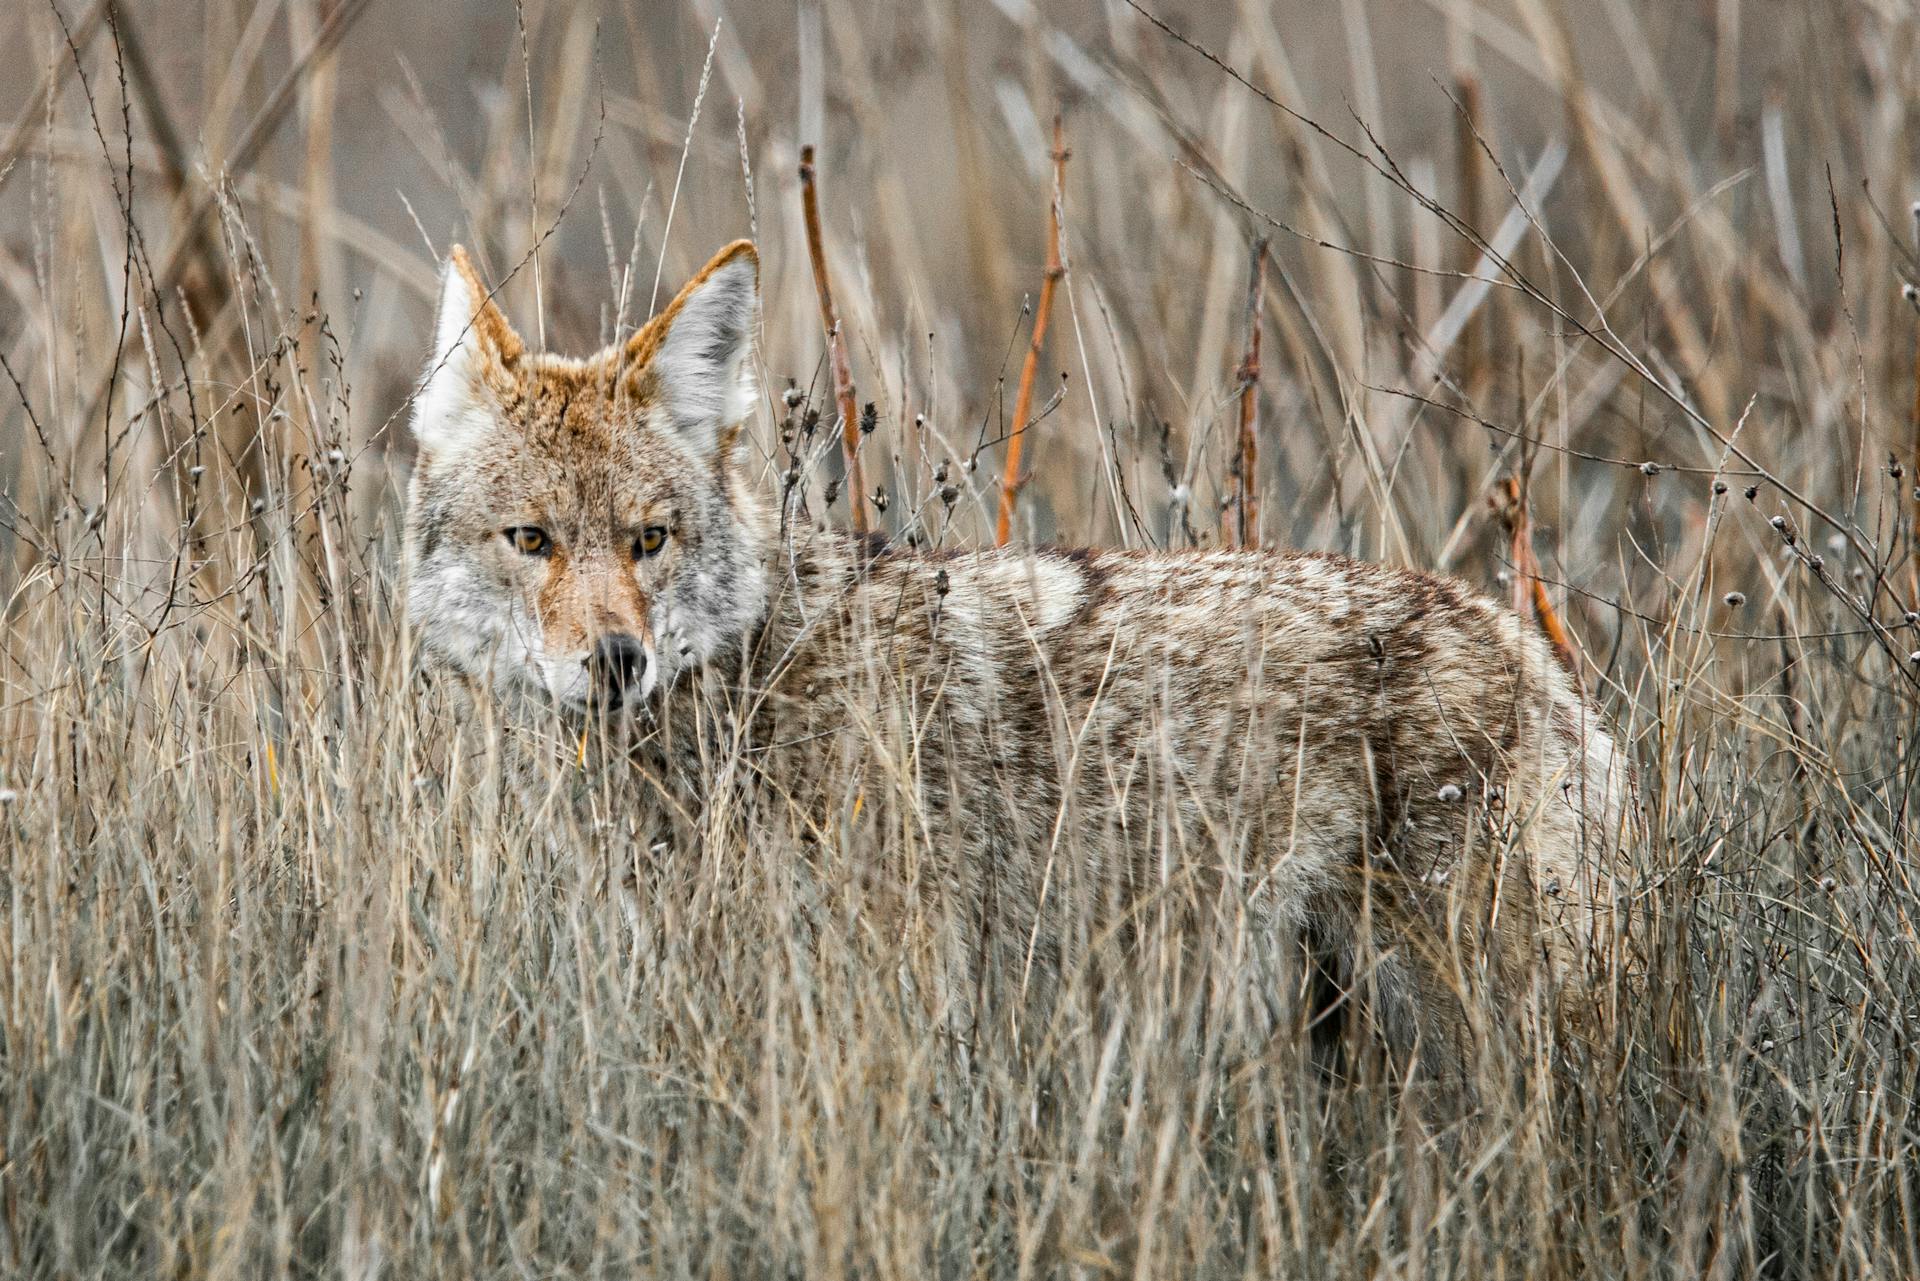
[[408, 239, 761, 530], [422, 354, 697, 530]]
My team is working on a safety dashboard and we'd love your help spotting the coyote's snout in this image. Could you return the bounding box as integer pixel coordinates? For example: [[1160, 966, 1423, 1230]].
[[405, 239, 1640, 1074], [584, 632, 650, 709]]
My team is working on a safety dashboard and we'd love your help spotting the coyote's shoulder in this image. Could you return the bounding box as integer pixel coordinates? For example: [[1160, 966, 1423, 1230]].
[[404, 239, 1639, 1072]]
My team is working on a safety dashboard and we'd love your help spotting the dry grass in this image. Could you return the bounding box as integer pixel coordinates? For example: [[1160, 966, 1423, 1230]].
[[3, 0, 1919, 1275]]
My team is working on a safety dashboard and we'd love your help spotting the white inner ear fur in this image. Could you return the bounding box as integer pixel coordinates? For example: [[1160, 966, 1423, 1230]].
[[651, 258, 758, 457], [412, 258, 496, 461]]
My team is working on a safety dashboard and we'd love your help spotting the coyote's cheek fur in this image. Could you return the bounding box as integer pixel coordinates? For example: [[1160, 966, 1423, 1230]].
[[405, 240, 1640, 1070]]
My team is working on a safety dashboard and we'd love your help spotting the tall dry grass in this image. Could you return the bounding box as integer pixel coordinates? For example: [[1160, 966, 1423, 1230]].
[[2, 0, 1918, 1275]]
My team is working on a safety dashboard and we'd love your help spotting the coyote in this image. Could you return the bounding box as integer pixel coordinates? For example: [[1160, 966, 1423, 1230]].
[[405, 240, 1638, 1071]]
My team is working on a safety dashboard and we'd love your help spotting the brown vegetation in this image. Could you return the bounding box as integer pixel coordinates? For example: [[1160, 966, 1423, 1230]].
[[1, 1, 1917, 1276]]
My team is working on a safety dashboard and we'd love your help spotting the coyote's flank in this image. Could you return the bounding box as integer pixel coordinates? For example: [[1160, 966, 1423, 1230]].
[[404, 240, 1639, 1072]]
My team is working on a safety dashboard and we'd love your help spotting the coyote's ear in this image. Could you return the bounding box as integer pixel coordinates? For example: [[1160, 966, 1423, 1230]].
[[625, 240, 759, 457], [413, 245, 523, 460]]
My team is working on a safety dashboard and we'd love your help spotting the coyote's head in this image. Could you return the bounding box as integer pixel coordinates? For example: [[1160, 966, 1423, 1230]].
[[404, 241, 775, 714]]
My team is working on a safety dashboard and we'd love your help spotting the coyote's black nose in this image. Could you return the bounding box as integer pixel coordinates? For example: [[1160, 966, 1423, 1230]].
[[586, 633, 648, 703]]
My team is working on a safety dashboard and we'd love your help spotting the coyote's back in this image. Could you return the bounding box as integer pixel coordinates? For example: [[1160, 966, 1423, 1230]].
[[403, 239, 1640, 1074]]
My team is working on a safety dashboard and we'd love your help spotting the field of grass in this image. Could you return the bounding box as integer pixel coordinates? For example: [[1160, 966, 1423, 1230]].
[[3, 0, 1919, 1275]]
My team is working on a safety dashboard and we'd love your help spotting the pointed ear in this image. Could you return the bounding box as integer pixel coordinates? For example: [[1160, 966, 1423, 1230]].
[[413, 245, 523, 460], [625, 240, 759, 456]]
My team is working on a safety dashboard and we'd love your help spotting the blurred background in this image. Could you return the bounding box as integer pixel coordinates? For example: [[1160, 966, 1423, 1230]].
[[2, 0, 1918, 680]]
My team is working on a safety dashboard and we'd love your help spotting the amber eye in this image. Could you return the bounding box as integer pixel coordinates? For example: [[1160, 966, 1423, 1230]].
[[634, 526, 669, 558], [505, 526, 550, 556]]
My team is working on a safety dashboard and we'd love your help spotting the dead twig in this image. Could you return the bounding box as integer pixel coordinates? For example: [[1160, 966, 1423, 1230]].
[[995, 116, 1069, 548], [1908, 204, 1920, 602], [798, 144, 869, 537], [1490, 443, 1581, 679], [1230, 235, 1266, 547]]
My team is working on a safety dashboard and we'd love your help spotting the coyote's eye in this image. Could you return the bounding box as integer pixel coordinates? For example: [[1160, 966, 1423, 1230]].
[[634, 526, 669, 558], [504, 526, 550, 556]]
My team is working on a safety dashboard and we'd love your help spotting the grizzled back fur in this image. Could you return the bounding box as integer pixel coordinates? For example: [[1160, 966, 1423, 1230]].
[[405, 241, 1642, 1078]]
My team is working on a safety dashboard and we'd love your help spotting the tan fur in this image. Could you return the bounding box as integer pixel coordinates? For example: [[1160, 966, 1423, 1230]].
[[446, 245, 525, 372], [405, 242, 1642, 1075]]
